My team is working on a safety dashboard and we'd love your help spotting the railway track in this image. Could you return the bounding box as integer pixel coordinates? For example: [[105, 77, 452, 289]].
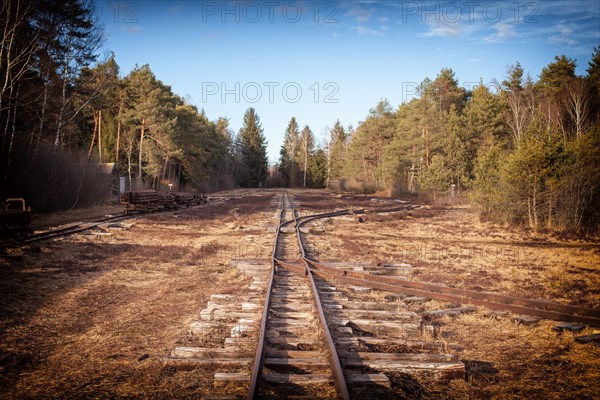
[[244, 192, 466, 399], [167, 190, 599, 398], [260, 195, 600, 327], [249, 192, 347, 398], [20, 213, 134, 244], [1, 191, 213, 248], [258, 191, 600, 397]]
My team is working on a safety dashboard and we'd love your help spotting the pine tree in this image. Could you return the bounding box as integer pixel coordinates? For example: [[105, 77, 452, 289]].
[[327, 119, 347, 185], [238, 108, 268, 187], [278, 117, 300, 187], [309, 148, 328, 188], [586, 46, 600, 121], [539, 55, 577, 91], [299, 125, 315, 187]]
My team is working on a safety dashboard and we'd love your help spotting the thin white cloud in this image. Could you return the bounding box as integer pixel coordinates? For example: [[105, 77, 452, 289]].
[[549, 22, 578, 46], [345, 5, 376, 23], [484, 22, 517, 42], [421, 19, 461, 37], [356, 26, 385, 36]]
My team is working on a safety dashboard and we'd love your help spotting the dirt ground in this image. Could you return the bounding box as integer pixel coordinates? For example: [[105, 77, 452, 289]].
[[0, 188, 598, 399], [0, 189, 278, 399]]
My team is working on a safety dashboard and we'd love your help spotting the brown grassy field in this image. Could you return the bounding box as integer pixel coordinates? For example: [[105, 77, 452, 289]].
[[1, 188, 598, 399], [295, 190, 600, 399]]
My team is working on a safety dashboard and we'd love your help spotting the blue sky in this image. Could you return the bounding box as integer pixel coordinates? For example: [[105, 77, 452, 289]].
[[96, 0, 600, 162]]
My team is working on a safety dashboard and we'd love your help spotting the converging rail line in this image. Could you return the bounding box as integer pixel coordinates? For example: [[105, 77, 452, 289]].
[[248, 192, 348, 399], [247, 192, 464, 399], [247, 190, 600, 398]]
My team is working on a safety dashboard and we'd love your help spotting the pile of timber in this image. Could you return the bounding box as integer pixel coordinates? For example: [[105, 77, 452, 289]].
[[121, 190, 160, 205], [172, 192, 194, 205], [120, 190, 207, 213], [121, 190, 165, 213]]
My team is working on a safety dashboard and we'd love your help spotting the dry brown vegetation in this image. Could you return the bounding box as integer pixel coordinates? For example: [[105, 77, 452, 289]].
[[0, 190, 277, 399], [297, 190, 600, 399], [1, 189, 598, 399]]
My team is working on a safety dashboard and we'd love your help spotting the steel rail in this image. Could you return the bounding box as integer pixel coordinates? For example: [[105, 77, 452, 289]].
[[308, 267, 600, 326], [18, 195, 213, 245], [293, 207, 600, 327], [288, 196, 351, 400], [247, 192, 284, 400], [305, 259, 600, 321], [21, 214, 134, 244]]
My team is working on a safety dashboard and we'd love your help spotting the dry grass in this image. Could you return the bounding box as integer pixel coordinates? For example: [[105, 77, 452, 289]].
[[299, 196, 600, 399], [31, 204, 124, 230], [0, 190, 278, 399]]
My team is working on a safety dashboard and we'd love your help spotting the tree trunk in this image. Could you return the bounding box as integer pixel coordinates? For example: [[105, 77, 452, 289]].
[[34, 78, 49, 152], [88, 110, 98, 157], [6, 84, 20, 171], [303, 148, 308, 188], [115, 96, 123, 175], [126, 145, 133, 191], [527, 196, 533, 229], [425, 125, 430, 166], [98, 109, 102, 162], [532, 179, 538, 231], [138, 117, 145, 187]]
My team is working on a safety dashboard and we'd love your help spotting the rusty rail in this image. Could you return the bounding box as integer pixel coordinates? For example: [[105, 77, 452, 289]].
[[288, 196, 351, 400], [246, 193, 283, 400], [249, 192, 351, 399], [20, 214, 134, 244], [293, 206, 600, 327]]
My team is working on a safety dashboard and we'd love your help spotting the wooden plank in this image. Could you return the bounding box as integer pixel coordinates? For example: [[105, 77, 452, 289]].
[[342, 358, 465, 372], [424, 307, 477, 318], [265, 349, 323, 358], [267, 317, 314, 326], [336, 337, 446, 351], [329, 316, 421, 326], [336, 301, 407, 310], [213, 310, 261, 320], [337, 309, 414, 318], [166, 357, 253, 366], [170, 347, 251, 358], [346, 373, 390, 388], [264, 357, 328, 367], [553, 322, 586, 333], [513, 315, 542, 325], [214, 372, 250, 387], [348, 352, 459, 362], [575, 334, 600, 344], [261, 373, 332, 385]]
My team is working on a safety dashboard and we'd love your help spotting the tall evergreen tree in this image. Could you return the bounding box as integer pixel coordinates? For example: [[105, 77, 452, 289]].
[[327, 119, 347, 185], [299, 125, 315, 188], [278, 117, 300, 187], [237, 108, 268, 187], [309, 148, 328, 188]]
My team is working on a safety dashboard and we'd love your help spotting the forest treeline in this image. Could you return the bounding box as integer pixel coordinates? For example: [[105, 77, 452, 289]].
[[1, 1, 599, 233], [0, 0, 267, 210], [304, 50, 600, 234]]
